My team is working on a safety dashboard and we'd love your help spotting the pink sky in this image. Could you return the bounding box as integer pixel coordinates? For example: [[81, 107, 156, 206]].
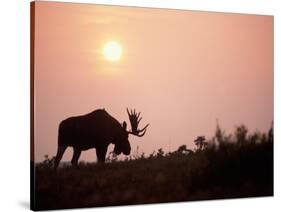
[[33, 2, 273, 162]]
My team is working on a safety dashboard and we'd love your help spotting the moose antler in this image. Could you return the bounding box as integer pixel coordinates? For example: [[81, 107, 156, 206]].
[[126, 108, 149, 137]]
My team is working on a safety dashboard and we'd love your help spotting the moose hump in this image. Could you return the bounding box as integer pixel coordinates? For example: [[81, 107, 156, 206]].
[[58, 109, 120, 147]]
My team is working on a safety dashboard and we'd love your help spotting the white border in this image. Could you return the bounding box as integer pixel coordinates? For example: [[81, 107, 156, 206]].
[[38, 0, 276, 15], [0, 0, 280, 211]]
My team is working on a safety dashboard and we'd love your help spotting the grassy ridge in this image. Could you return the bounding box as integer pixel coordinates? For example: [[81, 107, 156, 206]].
[[34, 125, 273, 210]]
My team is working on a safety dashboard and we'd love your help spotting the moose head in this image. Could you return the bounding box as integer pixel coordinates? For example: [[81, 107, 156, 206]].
[[113, 108, 149, 156]]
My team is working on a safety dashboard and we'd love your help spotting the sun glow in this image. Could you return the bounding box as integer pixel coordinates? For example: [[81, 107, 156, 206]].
[[103, 41, 122, 61]]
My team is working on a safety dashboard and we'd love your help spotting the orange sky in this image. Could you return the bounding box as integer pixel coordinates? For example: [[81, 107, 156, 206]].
[[33, 1, 273, 162]]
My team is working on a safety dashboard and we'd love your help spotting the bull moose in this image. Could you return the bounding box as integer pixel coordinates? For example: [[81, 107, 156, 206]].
[[54, 108, 149, 169]]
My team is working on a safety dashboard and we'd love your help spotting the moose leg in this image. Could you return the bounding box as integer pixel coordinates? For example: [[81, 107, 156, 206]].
[[71, 148, 81, 168], [54, 145, 67, 169], [96, 147, 107, 163]]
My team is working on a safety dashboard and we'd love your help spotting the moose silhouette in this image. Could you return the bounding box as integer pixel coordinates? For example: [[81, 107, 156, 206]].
[[54, 108, 149, 169]]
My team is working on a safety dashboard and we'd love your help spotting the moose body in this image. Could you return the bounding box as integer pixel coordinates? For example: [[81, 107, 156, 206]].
[[54, 109, 148, 169]]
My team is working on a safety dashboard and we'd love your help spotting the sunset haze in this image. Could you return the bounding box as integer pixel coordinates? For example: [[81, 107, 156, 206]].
[[33, 2, 273, 162]]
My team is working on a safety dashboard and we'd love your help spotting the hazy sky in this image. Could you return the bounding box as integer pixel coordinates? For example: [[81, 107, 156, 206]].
[[34, 2, 273, 162]]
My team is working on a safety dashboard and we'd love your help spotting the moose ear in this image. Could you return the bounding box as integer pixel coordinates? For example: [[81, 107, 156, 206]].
[[122, 121, 127, 130]]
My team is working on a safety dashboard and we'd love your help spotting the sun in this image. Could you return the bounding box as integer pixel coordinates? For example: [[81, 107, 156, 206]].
[[103, 41, 122, 61]]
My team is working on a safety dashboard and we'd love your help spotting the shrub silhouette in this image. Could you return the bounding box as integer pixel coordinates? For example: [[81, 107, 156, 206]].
[[194, 136, 207, 151], [156, 148, 165, 157], [38, 155, 56, 169]]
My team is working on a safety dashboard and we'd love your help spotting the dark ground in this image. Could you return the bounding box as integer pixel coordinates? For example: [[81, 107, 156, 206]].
[[32, 130, 273, 211]]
